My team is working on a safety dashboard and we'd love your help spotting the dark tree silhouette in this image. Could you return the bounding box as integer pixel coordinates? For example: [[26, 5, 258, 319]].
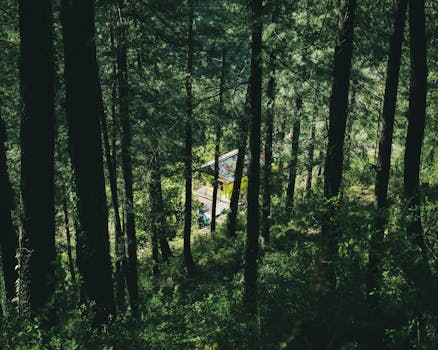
[[402, 0, 433, 304], [285, 98, 302, 218], [226, 103, 249, 238], [211, 48, 226, 233], [18, 0, 56, 319], [320, 0, 356, 290], [116, 0, 138, 312], [261, 12, 277, 244], [149, 150, 172, 275], [99, 81, 126, 310], [305, 112, 316, 198], [61, 0, 116, 321], [367, 0, 408, 305], [243, 0, 262, 315], [0, 103, 18, 302], [183, 0, 195, 273]]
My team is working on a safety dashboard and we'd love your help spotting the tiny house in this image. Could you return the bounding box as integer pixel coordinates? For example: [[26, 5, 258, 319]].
[[197, 149, 250, 202]]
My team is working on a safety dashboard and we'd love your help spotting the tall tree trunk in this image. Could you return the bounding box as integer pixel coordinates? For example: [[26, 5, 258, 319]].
[[402, 0, 432, 302], [320, 0, 356, 294], [62, 185, 76, 287], [61, 0, 116, 321], [183, 0, 195, 273], [116, 0, 138, 311], [110, 25, 118, 169], [211, 48, 226, 233], [18, 0, 56, 320], [261, 24, 277, 245], [306, 112, 316, 199], [285, 98, 302, 218], [367, 0, 408, 305], [154, 160, 172, 263], [98, 81, 126, 311], [243, 0, 262, 317], [226, 100, 249, 238], [0, 104, 19, 302], [150, 199, 160, 277], [343, 82, 356, 176], [316, 150, 324, 189], [149, 151, 172, 275], [307, 2, 356, 346], [302, 0, 313, 200]]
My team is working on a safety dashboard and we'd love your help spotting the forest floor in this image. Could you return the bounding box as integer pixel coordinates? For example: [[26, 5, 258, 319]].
[[132, 185, 437, 349], [13, 185, 434, 349]]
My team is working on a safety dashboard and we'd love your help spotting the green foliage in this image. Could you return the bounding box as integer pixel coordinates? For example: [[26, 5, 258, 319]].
[[1, 0, 437, 348], [3, 192, 437, 349]]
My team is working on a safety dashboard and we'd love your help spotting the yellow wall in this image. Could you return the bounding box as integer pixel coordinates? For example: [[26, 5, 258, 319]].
[[198, 164, 274, 201], [198, 175, 248, 201]]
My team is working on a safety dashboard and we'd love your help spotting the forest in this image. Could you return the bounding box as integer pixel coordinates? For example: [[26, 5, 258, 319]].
[[0, 0, 437, 349]]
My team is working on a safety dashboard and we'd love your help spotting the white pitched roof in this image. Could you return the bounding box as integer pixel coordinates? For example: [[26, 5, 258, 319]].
[[199, 149, 253, 184]]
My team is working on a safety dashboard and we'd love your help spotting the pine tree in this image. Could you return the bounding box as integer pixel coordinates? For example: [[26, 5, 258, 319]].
[[183, 0, 195, 273], [116, 0, 138, 312], [18, 0, 57, 320], [61, 0, 116, 321], [0, 102, 18, 302], [367, 0, 408, 306], [243, 0, 263, 315]]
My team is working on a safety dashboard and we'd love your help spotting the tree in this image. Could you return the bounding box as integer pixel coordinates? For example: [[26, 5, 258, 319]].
[[18, 0, 57, 319], [261, 6, 278, 244], [211, 48, 226, 233], [149, 150, 172, 275], [116, 0, 138, 311], [402, 0, 432, 302], [61, 0, 116, 321], [0, 102, 18, 302], [305, 111, 316, 198], [226, 93, 249, 238], [342, 81, 356, 177], [243, 0, 262, 315], [285, 98, 302, 218], [183, 0, 195, 273], [320, 0, 356, 292], [98, 81, 126, 310], [285, 0, 311, 215], [367, 0, 408, 305]]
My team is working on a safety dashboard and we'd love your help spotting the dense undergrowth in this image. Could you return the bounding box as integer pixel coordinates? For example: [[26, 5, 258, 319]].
[[1, 189, 437, 349]]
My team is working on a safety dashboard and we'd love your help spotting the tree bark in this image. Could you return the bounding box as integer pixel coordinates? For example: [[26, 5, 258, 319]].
[[305, 112, 316, 199], [226, 99, 249, 238], [116, 0, 138, 312], [0, 103, 18, 302], [184, 0, 195, 273], [320, 0, 356, 293], [18, 0, 57, 320], [110, 24, 118, 170], [243, 0, 262, 316], [367, 0, 408, 305], [150, 199, 160, 277], [61, 0, 116, 321], [261, 32, 277, 245], [149, 151, 172, 275], [98, 80, 126, 311], [316, 150, 324, 189], [211, 48, 226, 233], [402, 0, 432, 301], [343, 82, 356, 175], [285, 98, 302, 217]]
